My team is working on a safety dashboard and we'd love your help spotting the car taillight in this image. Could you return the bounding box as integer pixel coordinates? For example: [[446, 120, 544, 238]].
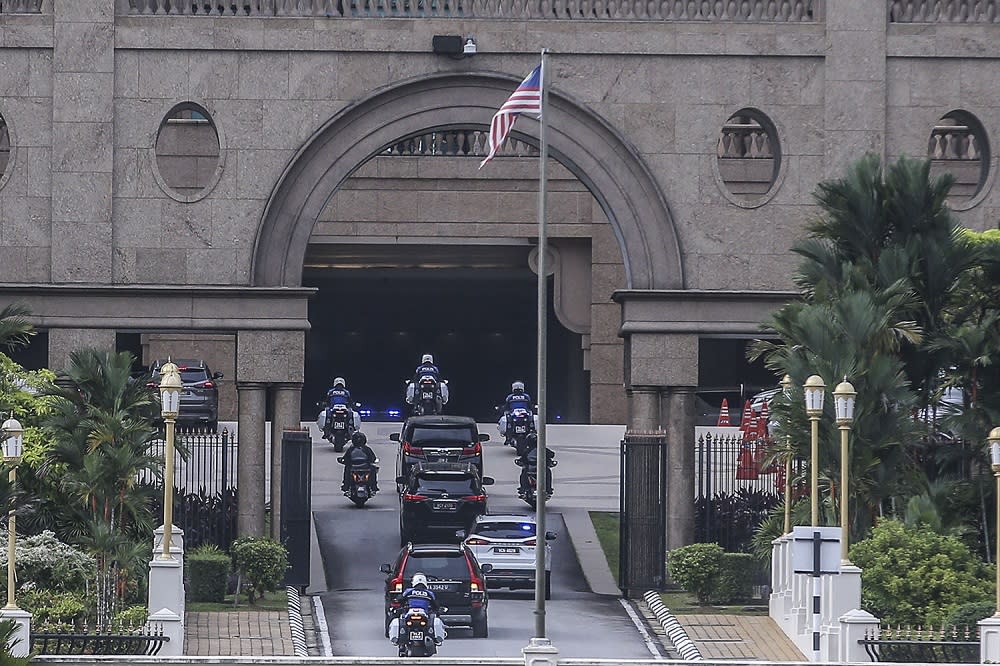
[[466, 554, 484, 593], [403, 441, 423, 455], [403, 493, 427, 501], [462, 442, 481, 455], [465, 537, 489, 545], [202, 381, 214, 389], [524, 539, 537, 546], [462, 495, 487, 502]]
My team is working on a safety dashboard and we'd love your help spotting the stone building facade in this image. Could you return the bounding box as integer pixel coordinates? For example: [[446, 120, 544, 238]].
[[0, 0, 997, 543]]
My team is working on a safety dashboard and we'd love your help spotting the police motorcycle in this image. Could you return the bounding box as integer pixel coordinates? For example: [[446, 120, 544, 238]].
[[324, 401, 357, 452], [516, 439, 557, 508], [405, 374, 448, 416], [337, 446, 379, 507], [392, 605, 448, 657]]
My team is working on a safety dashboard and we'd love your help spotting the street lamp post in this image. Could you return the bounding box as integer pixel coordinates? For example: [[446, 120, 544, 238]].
[[158, 362, 182, 560], [1, 418, 23, 610], [781, 374, 794, 533], [833, 380, 856, 564], [990, 427, 1000, 616], [803, 375, 826, 527]]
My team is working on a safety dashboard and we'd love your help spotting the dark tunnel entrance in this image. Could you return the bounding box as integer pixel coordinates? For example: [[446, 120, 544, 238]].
[[301, 244, 585, 424]]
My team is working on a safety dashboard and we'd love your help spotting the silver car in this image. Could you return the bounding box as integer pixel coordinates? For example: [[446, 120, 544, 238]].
[[464, 514, 556, 599]]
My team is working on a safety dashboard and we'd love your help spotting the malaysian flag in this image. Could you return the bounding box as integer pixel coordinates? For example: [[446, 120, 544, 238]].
[[479, 65, 543, 169]]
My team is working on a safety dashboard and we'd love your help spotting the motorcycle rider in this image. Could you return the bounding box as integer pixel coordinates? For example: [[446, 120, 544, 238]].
[[388, 572, 446, 647], [324, 377, 361, 436], [497, 380, 535, 446], [405, 354, 450, 409], [340, 431, 379, 492], [516, 433, 555, 498]]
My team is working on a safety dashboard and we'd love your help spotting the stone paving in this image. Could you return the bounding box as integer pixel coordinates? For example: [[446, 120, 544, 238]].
[[184, 610, 295, 656]]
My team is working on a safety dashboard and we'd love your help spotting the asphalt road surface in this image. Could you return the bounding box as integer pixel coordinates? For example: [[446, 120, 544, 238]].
[[312, 425, 653, 658]]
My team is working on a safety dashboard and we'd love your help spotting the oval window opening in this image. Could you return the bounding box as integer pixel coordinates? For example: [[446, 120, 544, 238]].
[[0, 114, 10, 184], [928, 110, 990, 205], [717, 109, 781, 203], [155, 103, 220, 198]]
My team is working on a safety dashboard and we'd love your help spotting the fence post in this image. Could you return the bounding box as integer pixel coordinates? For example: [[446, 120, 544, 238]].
[[839, 608, 879, 663], [619, 430, 667, 598], [980, 616, 1000, 663], [0, 608, 31, 657], [280, 429, 312, 590], [147, 608, 183, 657]]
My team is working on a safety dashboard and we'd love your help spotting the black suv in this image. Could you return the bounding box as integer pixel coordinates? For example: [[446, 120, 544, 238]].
[[150, 359, 223, 431], [391, 416, 489, 489], [380, 542, 491, 638], [398, 463, 493, 545]]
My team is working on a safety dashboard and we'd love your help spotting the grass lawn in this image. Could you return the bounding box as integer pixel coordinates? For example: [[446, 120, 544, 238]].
[[186, 589, 288, 612], [588, 510, 767, 616]]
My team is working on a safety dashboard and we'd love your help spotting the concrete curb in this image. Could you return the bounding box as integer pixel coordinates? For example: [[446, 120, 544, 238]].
[[643, 590, 703, 661], [561, 508, 620, 596], [286, 586, 309, 657]]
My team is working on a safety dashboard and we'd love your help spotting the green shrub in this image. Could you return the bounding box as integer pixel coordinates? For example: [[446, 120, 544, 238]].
[[850, 519, 993, 627], [668, 543, 724, 604], [19, 589, 88, 629], [711, 552, 757, 605], [944, 601, 996, 631], [230, 537, 288, 604], [112, 605, 149, 630], [187, 544, 231, 603], [0, 530, 95, 596]]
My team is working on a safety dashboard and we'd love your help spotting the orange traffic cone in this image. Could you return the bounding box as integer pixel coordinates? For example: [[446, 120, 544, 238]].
[[735, 437, 759, 480], [738, 400, 752, 433], [717, 398, 732, 427]]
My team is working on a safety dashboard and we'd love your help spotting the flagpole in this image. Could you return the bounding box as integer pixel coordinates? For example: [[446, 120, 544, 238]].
[[533, 46, 550, 641]]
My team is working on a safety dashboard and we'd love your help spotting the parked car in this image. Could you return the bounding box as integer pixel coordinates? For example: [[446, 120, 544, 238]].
[[391, 415, 489, 489], [463, 513, 556, 599], [380, 542, 491, 638], [398, 463, 493, 545], [150, 359, 223, 432]]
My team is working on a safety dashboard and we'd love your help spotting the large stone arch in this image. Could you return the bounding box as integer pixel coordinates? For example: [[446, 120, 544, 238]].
[[252, 72, 683, 290]]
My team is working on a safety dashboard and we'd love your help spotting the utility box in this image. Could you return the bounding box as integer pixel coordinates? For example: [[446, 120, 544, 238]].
[[791, 526, 842, 575], [280, 429, 312, 589]]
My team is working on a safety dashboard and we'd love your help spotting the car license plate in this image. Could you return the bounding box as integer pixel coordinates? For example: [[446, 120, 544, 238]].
[[422, 392, 434, 399], [495, 546, 520, 554], [432, 500, 456, 511], [408, 631, 423, 641], [515, 425, 527, 433], [429, 582, 453, 591], [333, 421, 345, 429]]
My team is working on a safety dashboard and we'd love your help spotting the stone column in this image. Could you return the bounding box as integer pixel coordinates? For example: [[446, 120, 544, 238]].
[[269, 382, 302, 540], [237, 382, 267, 537], [824, 0, 887, 177], [627, 386, 660, 431], [47, 328, 116, 373], [51, 0, 115, 283], [663, 386, 696, 552]]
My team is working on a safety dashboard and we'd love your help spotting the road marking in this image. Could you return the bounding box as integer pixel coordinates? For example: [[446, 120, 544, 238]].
[[620, 598, 664, 660], [312, 594, 333, 656]]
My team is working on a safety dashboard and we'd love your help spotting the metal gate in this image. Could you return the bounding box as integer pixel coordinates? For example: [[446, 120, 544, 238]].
[[619, 431, 667, 598]]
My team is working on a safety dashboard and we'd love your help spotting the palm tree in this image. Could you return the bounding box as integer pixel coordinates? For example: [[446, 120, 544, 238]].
[[0, 303, 34, 353]]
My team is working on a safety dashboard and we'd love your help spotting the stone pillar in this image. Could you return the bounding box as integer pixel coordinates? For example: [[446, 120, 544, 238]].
[[522, 637, 559, 666], [147, 608, 183, 657], [981, 616, 1000, 663], [0, 608, 31, 658], [627, 386, 660, 431], [237, 382, 267, 537], [51, 0, 115, 283], [663, 386, 695, 552], [824, 0, 887, 177], [840, 609, 880, 664], [47, 328, 116, 373], [269, 382, 302, 540]]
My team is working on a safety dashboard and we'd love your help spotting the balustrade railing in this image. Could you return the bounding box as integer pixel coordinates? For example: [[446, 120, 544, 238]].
[[717, 120, 774, 159], [386, 128, 537, 158], [0, 0, 45, 13], [929, 123, 981, 160], [123, 0, 823, 20], [889, 0, 1000, 22]]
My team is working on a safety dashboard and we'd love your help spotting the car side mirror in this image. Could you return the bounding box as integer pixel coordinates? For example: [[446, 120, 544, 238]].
[[479, 433, 490, 442], [380, 563, 392, 574], [395, 476, 405, 484], [550, 460, 558, 467], [545, 531, 557, 541], [454, 529, 466, 539], [336, 456, 344, 464], [482, 476, 495, 486], [389, 433, 400, 442], [514, 459, 524, 467], [213, 371, 224, 379], [480, 563, 493, 574]]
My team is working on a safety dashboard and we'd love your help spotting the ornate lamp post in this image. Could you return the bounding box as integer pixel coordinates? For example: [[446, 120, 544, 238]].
[[833, 380, 856, 564], [803, 375, 825, 527], [158, 362, 182, 560], [780, 374, 794, 533], [990, 427, 1000, 616], [1, 418, 23, 610]]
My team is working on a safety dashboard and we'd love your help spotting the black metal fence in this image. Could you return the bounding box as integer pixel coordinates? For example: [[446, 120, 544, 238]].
[[31, 626, 168, 655], [694, 431, 787, 552], [145, 428, 238, 550], [860, 625, 980, 663], [619, 431, 667, 597]]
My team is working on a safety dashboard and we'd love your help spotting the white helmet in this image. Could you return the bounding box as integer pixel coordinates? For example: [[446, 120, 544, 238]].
[[411, 573, 428, 588], [512, 381, 525, 392], [334, 377, 346, 387], [422, 354, 434, 364]]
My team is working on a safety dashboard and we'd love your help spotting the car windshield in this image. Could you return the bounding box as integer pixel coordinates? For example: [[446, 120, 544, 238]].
[[414, 477, 477, 494], [179, 369, 210, 383], [410, 426, 475, 446], [403, 553, 469, 580], [473, 521, 536, 539]]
